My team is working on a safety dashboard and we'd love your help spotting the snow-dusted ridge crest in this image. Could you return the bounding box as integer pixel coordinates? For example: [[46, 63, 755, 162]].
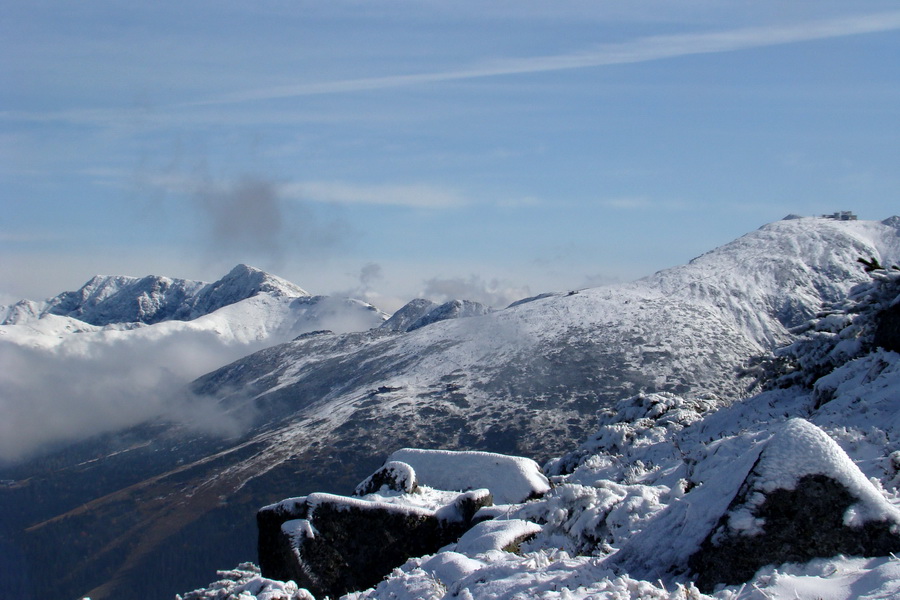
[[1, 263, 312, 327]]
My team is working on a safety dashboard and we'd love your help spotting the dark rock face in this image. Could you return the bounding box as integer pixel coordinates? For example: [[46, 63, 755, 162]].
[[258, 490, 493, 598], [405, 300, 492, 332], [874, 303, 900, 353], [689, 474, 900, 592], [380, 299, 439, 332], [257, 497, 310, 585]]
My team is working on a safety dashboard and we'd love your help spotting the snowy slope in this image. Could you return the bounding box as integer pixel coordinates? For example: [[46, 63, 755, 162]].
[[335, 269, 900, 600], [6, 216, 900, 600], [181, 232, 900, 600], [190, 217, 900, 464]]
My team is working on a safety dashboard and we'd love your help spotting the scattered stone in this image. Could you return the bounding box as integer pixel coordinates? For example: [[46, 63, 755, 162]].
[[354, 461, 418, 496]]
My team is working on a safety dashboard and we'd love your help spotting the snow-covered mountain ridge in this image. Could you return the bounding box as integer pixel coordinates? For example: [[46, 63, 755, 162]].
[[1, 263, 312, 328], [4, 216, 900, 600], [197, 217, 899, 454], [182, 233, 900, 599]]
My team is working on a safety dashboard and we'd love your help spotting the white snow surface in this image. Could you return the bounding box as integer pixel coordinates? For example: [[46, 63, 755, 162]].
[[306, 492, 435, 518], [453, 519, 543, 556], [387, 448, 551, 505]]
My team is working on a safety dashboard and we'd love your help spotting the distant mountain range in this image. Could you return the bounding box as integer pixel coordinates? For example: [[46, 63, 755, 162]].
[[2, 216, 899, 600], [1, 262, 372, 329]]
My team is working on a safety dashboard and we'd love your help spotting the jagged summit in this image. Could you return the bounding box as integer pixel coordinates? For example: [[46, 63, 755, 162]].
[[881, 215, 900, 229], [41, 273, 205, 325], [4, 264, 311, 327], [189, 264, 310, 319]]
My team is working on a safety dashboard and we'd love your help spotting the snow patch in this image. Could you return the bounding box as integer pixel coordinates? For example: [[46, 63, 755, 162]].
[[387, 448, 550, 505], [453, 519, 542, 556]]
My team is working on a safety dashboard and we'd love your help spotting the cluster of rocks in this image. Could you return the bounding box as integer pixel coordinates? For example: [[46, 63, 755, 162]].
[[257, 449, 549, 598], [256, 420, 900, 598]]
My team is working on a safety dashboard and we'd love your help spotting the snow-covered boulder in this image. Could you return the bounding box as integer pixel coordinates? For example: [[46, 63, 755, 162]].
[[688, 418, 900, 591], [387, 448, 550, 504], [453, 519, 542, 556], [254, 453, 552, 596], [256, 489, 493, 598]]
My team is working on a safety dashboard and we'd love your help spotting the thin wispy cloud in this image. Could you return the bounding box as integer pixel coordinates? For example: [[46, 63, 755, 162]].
[[195, 11, 900, 105], [143, 171, 470, 210], [600, 197, 695, 211], [3, 10, 898, 129], [283, 181, 470, 209], [0, 231, 69, 243]]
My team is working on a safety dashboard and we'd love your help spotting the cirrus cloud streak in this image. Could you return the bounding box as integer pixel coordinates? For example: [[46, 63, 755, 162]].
[[195, 11, 900, 105]]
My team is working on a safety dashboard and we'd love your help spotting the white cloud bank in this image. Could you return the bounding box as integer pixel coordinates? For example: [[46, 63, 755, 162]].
[[0, 329, 254, 464], [0, 293, 388, 464]]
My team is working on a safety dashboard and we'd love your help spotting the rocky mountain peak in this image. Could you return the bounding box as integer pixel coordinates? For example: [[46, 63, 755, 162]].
[[189, 264, 310, 318], [5, 265, 313, 327]]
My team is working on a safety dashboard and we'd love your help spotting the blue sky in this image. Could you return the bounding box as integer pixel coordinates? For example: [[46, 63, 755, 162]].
[[3, 2, 900, 311]]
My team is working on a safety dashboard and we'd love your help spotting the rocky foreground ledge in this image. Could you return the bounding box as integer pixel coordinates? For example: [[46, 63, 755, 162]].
[[256, 449, 550, 598], [181, 415, 900, 600]]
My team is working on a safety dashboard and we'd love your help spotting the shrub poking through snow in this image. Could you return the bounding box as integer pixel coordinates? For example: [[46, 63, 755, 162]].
[[546, 392, 714, 483], [176, 562, 314, 600]]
